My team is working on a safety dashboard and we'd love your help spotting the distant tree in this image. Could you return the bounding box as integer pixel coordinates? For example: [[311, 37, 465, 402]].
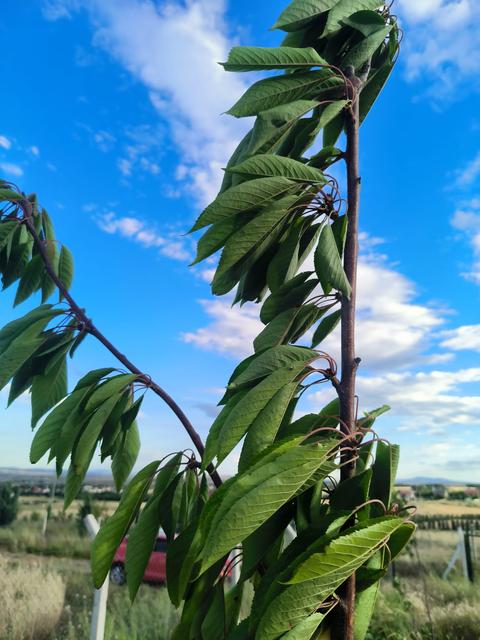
[[0, 1, 415, 638], [0, 483, 19, 526]]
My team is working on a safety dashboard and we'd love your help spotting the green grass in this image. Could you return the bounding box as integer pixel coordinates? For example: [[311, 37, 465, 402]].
[[0, 518, 478, 639], [0, 519, 90, 559]]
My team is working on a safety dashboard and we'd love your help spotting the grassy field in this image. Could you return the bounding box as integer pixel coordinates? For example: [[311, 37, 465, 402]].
[[0, 496, 478, 639]]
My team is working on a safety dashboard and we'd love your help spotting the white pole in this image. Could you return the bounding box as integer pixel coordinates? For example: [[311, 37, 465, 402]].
[[84, 514, 109, 640]]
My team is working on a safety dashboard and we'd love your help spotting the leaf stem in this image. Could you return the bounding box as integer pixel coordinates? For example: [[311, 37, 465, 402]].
[[18, 198, 222, 489]]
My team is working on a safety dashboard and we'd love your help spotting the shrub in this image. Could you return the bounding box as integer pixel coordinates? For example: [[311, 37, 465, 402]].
[[0, 483, 18, 526]]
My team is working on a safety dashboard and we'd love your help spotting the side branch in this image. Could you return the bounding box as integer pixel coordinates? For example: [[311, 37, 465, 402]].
[[19, 198, 222, 489]]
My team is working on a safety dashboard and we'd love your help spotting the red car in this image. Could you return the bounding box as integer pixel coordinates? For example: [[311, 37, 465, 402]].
[[110, 535, 233, 586], [110, 535, 167, 586]]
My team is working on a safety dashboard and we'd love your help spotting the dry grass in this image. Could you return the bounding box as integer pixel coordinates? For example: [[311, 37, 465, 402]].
[[18, 495, 118, 520], [416, 499, 480, 516], [0, 555, 65, 640]]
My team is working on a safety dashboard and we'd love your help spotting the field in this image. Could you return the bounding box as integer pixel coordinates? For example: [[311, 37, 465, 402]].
[[0, 496, 478, 639]]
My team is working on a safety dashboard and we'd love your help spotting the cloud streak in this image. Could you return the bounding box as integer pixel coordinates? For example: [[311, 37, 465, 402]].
[[45, 0, 249, 206]]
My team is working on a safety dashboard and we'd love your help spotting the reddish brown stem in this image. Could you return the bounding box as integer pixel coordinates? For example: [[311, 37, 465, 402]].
[[19, 199, 222, 489], [335, 76, 362, 640]]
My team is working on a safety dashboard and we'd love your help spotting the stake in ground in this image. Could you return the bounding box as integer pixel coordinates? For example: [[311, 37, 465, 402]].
[[0, 2, 416, 639]]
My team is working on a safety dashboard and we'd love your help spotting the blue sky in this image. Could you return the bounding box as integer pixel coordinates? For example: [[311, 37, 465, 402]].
[[1, 0, 480, 482]]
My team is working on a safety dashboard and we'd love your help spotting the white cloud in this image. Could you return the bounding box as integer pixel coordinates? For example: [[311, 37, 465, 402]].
[[182, 299, 263, 358], [46, 0, 249, 206], [398, 0, 480, 98], [93, 130, 116, 152], [0, 162, 23, 178], [0, 135, 12, 150], [42, 0, 81, 20], [29, 146, 40, 157], [455, 152, 480, 187], [96, 211, 191, 260], [440, 324, 480, 352], [182, 249, 447, 370], [311, 367, 480, 434], [451, 203, 480, 283]]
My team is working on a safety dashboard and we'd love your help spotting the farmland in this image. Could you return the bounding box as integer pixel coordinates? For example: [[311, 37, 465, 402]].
[[0, 495, 477, 639]]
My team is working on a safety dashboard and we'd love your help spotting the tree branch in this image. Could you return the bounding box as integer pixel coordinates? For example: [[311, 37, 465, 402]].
[[18, 197, 222, 489]]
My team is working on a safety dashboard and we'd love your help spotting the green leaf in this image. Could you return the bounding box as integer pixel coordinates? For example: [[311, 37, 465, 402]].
[[282, 613, 327, 639], [64, 458, 93, 508], [76, 367, 117, 389], [58, 245, 74, 299], [324, 0, 384, 35], [359, 62, 394, 123], [0, 221, 19, 252], [40, 208, 55, 241], [323, 111, 344, 147], [227, 72, 342, 118], [254, 308, 300, 353], [14, 254, 44, 306], [238, 381, 299, 471], [213, 198, 295, 283], [84, 373, 138, 412], [343, 9, 387, 37], [30, 387, 89, 463], [202, 390, 248, 471], [272, 0, 338, 32], [200, 439, 338, 573], [309, 146, 344, 170], [91, 461, 160, 588], [0, 306, 58, 354], [230, 345, 317, 389], [191, 177, 297, 232], [111, 421, 141, 491], [0, 320, 47, 392], [166, 520, 203, 606], [219, 130, 253, 194], [240, 505, 292, 580], [341, 26, 391, 70], [0, 188, 23, 202], [314, 222, 351, 297], [370, 441, 400, 514], [280, 398, 340, 439], [30, 351, 68, 427], [228, 154, 326, 184], [330, 468, 372, 511], [388, 522, 415, 561], [260, 272, 318, 324], [39, 241, 58, 303], [126, 490, 166, 600], [222, 46, 328, 72], [266, 219, 305, 293], [311, 309, 341, 347], [357, 404, 390, 431], [257, 517, 405, 639], [249, 100, 319, 157], [192, 216, 247, 265], [217, 364, 311, 464], [73, 393, 122, 474], [100, 391, 131, 462]]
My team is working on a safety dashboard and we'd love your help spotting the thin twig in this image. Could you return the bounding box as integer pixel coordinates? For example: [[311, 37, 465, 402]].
[[17, 196, 222, 488]]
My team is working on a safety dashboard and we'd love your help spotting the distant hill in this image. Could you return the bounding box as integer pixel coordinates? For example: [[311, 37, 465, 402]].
[[397, 477, 478, 487], [0, 467, 113, 485]]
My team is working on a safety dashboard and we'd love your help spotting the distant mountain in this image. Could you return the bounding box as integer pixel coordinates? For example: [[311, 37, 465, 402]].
[[0, 467, 113, 484], [397, 476, 477, 486]]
